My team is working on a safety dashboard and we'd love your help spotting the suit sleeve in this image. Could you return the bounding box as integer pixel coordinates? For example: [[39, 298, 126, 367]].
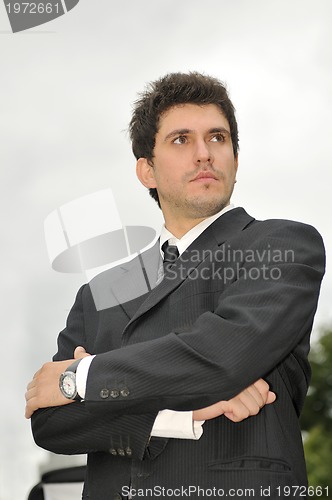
[[84, 221, 326, 415], [31, 286, 164, 460]]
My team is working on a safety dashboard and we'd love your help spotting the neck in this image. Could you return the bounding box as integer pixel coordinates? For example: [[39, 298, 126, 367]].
[[164, 217, 207, 239], [161, 202, 230, 239]]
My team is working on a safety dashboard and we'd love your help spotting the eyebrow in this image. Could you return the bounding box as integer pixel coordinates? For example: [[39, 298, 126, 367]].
[[164, 127, 231, 142]]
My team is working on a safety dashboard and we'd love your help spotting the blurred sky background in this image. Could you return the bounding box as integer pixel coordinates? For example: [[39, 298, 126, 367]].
[[1, 1, 332, 498]]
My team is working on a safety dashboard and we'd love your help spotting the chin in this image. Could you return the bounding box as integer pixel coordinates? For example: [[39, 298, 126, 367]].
[[187, 197, 228, 218]]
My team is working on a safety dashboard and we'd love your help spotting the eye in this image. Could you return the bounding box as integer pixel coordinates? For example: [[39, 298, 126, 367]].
[[173, 135, 188, 145], [210, 133, 225, 143]]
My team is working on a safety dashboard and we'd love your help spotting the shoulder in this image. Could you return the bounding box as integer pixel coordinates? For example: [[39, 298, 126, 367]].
[[220, 208, 323, 243], [226, 208, 324, 250], [249, 217, 324, 245], [240, 216, 325, 273]]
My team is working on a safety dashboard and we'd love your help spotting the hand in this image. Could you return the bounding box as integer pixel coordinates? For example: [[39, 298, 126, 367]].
[[25, 346, 91, 419], [193, 379, 276, 423]]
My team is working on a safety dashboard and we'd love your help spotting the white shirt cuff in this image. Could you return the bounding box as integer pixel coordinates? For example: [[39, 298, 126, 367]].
[[151, 409, 204, 440], [75, 355, 95, 399]]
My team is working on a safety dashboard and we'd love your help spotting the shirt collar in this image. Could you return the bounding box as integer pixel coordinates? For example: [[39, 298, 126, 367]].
[[160, 204, 235, 257]]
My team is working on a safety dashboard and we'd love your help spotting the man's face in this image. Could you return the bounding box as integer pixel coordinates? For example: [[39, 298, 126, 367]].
[[139, 103, 238, 226]]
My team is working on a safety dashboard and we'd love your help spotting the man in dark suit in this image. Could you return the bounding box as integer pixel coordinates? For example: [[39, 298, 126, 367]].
[[26, 72, 325, 499]]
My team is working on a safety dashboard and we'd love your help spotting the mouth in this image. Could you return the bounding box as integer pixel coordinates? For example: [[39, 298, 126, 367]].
[[191, 171, 219, 182]]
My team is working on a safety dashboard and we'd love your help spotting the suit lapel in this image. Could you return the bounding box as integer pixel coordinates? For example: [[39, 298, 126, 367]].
[[210, 206, 255, 246], [123, 208, 255, 332]]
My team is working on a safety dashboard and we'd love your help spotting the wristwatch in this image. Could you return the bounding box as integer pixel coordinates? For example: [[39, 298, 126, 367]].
[[59, 359, 82, 401]]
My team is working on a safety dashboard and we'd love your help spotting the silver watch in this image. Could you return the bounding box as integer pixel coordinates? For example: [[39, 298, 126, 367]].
[[59, 359, 82, 401]]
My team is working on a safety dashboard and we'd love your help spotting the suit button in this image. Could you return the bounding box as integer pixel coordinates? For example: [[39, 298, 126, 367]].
[[117, 448, 125, 456], [125, 446, 132, 457], [110, 389, 120, 398], [100, 388, 109, 399], [114, 494, 122, 500], [109, 448, 117, 456], [120, 387, 130, 397]]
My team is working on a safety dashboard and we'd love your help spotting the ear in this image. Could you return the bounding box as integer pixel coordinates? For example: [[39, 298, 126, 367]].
[[235, 154, 239, 171], [234, 154, 239, 178], [136, 158, 157, 189]]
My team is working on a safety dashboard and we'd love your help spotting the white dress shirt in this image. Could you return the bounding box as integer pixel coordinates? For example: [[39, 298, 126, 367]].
[[76, 204, 235, 439]]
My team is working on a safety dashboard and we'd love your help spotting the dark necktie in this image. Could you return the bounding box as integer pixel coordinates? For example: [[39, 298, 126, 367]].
[[162, 241, 179, 275]]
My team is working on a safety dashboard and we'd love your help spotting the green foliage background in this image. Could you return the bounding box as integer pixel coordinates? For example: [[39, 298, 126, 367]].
[[300, 328, 332, 498]]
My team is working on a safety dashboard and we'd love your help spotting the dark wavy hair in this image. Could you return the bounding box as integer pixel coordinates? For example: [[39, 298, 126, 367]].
[[129, 72, 239, 206]]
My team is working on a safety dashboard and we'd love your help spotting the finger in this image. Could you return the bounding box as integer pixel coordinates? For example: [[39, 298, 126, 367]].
[[74, 346, 90, 359], [238, 390, 261, 416], [25, 407, 32, 419], [252, 379, 276, 405], [25, 386, 37, 402], [25, 398, 37, 419], [266, 391, 277, 404], [246, 384, 265, 408], [193, 401, 227, 421], [32, 368, 42, 380], [26, 380, 35, 392], [252, 379, 270, 402], [244, 385, 276, 410], [74, 346, 86, 358]]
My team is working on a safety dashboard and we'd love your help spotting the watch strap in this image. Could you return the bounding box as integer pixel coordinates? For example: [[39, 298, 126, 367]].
[[65, 358, 81, 374]]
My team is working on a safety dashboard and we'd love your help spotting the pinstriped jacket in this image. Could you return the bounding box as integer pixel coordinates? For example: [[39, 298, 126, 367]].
[[31, 208, 325, 500]]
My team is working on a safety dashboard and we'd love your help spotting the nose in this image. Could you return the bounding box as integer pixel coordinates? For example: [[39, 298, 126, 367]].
[[194, 139, 214, 166]]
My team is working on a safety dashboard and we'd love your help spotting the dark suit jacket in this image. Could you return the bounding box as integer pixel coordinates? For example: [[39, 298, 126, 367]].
[[32, 208, 325, 500]]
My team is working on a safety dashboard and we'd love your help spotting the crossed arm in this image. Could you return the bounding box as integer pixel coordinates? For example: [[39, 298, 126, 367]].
[[25, 345, 276, 422]]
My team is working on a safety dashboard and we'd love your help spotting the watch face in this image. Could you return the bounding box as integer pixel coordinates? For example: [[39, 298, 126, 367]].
[[59, 372, 77, 399]]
